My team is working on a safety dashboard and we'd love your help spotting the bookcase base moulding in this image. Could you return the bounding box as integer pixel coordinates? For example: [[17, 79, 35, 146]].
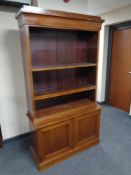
[[16, 6, 104, 170]]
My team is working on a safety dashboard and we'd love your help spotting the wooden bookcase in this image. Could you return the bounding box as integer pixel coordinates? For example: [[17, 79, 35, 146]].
[[16, 6, 104, 170]]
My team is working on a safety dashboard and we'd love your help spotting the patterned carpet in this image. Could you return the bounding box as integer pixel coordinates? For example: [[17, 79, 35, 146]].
[[0, 104, 131, 175]]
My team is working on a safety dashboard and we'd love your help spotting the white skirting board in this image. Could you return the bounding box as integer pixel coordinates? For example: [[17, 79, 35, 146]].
[[129, 104, 131, 116]]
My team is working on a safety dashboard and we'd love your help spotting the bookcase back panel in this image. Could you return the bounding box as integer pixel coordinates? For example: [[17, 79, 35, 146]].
[[33, 67, 96, 96], [35, 90, 95, 111], [29, 27, 98, 68]]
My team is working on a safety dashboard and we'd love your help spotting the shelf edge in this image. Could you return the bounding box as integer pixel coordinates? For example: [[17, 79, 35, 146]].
[[34, 86, 96, 101]]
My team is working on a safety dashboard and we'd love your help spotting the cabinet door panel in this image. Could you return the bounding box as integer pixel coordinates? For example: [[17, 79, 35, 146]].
[[74, 111, 100, 146], [38, 120, 74, 161]]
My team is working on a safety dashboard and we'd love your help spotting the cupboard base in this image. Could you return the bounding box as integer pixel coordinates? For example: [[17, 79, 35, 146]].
[[29, 104, 101, 171], [31, 137, 99, 171]]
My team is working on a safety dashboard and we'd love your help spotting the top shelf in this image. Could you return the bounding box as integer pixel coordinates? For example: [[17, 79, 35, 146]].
[[32, 63, 97, 72]]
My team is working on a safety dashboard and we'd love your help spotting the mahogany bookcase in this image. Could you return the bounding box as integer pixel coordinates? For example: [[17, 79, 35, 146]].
[[16, 6, 104, 170]]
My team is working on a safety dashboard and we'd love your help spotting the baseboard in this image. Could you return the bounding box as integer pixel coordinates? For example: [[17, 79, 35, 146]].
[[0, 138, 3, 148], [0, 126, 3, 148], [3, 132, 31, 144], [97, 101, 106, 105]]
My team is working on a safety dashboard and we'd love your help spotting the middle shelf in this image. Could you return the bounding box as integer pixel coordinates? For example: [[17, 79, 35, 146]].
[[32, 63, 97, 72], [33, 66, 96, 101], [34, 85, 96, 101]]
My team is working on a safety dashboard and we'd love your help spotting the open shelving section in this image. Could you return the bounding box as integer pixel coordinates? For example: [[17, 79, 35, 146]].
[[29, 27, 98, 110], [16, 5, 104, 170]]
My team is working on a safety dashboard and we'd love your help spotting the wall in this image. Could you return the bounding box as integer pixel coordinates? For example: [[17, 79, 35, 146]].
[[0, 7, 29, 140], [1, 2, 131, 140], [37, 0, 87, 14], [0, 1, 88, 140], [97, 5, 131, 104]]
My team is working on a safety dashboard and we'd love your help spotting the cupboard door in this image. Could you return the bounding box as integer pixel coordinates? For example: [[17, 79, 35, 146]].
[[74, 111, 100, 146], [38, 120, 74, 161]]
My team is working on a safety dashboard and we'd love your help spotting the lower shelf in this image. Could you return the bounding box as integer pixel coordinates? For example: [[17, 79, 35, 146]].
[[29, 104, 101, 170], [34, 85, 96, 101], [35, 99, 95, 118]]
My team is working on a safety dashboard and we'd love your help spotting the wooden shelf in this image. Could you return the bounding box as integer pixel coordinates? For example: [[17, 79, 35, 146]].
[[34, 85, 96, 101], [32, 63, 97, 72], [35, 99, 96, 118]]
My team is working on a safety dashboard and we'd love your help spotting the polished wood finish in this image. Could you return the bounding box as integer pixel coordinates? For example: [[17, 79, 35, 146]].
[[20, 25, 35, 116], [16, 6, 104, 30], [32, 63, 97, 72], [33, 68, 96, 98], [34, 86, 96, 101], [29, 28, 98, 67], [34, 90, 96, 111], [74, 111, 100, 146], [0, 126, 3, 148], [109, 28, 131, 112], [16, 6, 103, 170], [30, 103, 101, 170]]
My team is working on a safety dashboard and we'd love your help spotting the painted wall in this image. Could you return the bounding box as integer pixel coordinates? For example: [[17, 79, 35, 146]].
[[37, 0, 87, 14], [97, 5, 131, 104], [0, 7, 29, 140], [1, 2, 131, 140], [0, 0, 88, 140]]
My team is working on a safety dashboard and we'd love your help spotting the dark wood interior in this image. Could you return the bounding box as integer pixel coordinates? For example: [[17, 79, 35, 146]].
[[35, 90, 96, 111], [29, 27, 98, 68], [33, 67, 96, 96], [35, 99, 94, 118]]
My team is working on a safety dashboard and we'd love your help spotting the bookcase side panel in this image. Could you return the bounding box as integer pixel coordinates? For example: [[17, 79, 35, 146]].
[[20, 25, 35, 116]]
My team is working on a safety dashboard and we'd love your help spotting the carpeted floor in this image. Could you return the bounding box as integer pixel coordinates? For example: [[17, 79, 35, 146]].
[[0, 104, 131, 175]]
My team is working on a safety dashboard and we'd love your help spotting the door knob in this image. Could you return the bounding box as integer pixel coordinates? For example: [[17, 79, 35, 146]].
[[128, 72, 131, 75]]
